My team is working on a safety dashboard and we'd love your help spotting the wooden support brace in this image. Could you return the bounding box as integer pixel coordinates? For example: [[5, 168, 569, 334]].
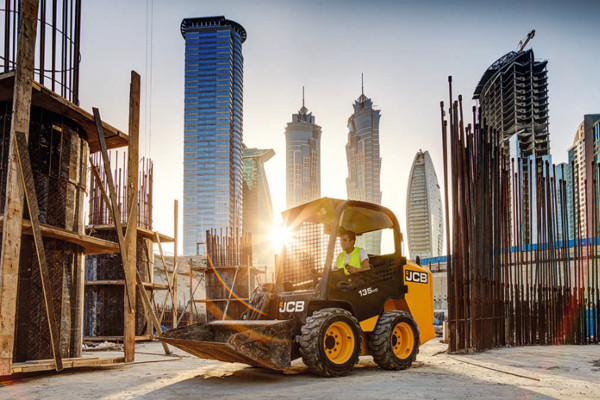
[[0, 0, 40, 375], [155, 232, 175, 325], [14, 131, 63, 371], [88, 159, 134, 309], [172, 200, 179, 328], [135, 271, 171, 354], [91, 108, 135, 313]]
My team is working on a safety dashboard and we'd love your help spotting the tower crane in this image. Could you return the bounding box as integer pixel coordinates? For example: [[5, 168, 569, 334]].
[[518, 30, 535, 51]]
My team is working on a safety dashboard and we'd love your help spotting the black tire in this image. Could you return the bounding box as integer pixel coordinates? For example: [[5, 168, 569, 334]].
[[298, 308, 362, 377], [367, 310, 420, 370]]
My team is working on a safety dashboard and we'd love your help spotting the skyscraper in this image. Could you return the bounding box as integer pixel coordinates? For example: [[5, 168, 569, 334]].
[[181, 16, 246, 255], [473, 48, 549, 243], [285, 90, 321, 208], [346, 78, 382, 254], [242, 147, 275, 267], [406, 150, 444, 259]]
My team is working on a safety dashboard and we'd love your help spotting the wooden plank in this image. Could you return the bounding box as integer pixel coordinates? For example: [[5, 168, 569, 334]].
[[86, 225, 175, 243], [172, 200, 179, 328], [0, 72, 129, 152], [84, 280, 168, 290], [193, 298, 250, 303], [138, 227, 174, 243], [0, 217, 120, 254], [11, 356, 125, 374], [0, 0, 39, 376], [83, 336, 152, 342], [15, 130, 63, 371], [124, 71, 140, 363], [91, 110, 135, 313]]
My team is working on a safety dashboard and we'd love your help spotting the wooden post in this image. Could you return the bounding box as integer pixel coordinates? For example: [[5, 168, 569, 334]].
[[0, 0, 39, 376], [124, 71, 140, 362], [172, 200, 179, 328], [189, 260, 193, 323]]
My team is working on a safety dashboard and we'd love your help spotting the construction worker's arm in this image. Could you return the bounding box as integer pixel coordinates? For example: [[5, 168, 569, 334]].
[[359, 248, 370, 269]]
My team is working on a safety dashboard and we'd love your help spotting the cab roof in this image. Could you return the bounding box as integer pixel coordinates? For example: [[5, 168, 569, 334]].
[[281, 197, 397, 236]]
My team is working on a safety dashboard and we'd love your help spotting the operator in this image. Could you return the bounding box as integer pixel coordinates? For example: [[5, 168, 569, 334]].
[[336, 229, 369, 275]]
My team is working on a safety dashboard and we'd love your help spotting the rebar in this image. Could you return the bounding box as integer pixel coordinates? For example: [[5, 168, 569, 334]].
[[1, 0, 81, 104], [442, 77, 600, 352]]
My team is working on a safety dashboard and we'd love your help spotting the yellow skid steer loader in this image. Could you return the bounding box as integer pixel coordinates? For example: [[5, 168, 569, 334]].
[[160, 198, 435, 376]]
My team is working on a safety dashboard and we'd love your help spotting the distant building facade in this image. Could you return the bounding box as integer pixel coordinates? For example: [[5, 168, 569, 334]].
[[554, 162, 570, 242], [567, 115, 600, 239], [242, 147, 275, 266], [406, 150, 444, 259], [474, 49, 550, 243], [285, 97, 321, 208], [346, 86, 382, 254], [181, 16, 246, 255]]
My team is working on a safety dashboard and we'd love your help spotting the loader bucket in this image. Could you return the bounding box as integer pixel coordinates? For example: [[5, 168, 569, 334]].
[[159, 320, 294, 370]]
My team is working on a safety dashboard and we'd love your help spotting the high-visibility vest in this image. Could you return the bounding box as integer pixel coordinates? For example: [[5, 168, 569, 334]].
[[336, 247, 362, 275]]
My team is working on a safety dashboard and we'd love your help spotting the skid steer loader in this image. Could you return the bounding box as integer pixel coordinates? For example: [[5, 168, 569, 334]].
[[160, 198, 435, 376]]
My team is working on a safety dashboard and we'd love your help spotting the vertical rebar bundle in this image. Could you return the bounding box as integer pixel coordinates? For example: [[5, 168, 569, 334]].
[[88, 152, 153, 229], [205, 228, 252, 268], [442, 77, 600, 352], [85, 153, 155, 339], [204, 229, 254, 321], [1, 0, 81, 104]]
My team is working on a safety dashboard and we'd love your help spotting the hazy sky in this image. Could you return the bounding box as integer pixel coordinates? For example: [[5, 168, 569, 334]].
[[80, 0, 600, 255]]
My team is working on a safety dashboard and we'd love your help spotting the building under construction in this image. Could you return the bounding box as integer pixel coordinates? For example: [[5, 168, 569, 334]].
[[473, 48, 550, 161], [473, 47, 550, 243], [0, 0, 179, 375]]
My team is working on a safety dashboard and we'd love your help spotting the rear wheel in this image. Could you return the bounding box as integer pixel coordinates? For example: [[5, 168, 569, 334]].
[[298, 308, 361, 377], [367, 310, 419, 370]]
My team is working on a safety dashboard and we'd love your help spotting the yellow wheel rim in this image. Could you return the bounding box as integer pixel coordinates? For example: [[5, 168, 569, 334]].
[[391, 322, 414, 359], [323, 321, 355, 364]]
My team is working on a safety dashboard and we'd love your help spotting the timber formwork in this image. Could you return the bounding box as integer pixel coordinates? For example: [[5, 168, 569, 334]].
[[84, 156, 175, 341], [0, 70, 127, 373], [0, 0, 167, 375]]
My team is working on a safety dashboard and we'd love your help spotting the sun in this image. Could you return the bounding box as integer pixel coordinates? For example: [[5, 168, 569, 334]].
[[270, 223, 292, 254]]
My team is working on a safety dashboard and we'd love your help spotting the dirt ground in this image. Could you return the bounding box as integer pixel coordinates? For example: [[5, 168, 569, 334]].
[[1, 339, 599, 400]]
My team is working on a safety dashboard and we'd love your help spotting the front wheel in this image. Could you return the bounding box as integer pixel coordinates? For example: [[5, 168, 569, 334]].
[[367, 310, 419, 370], [298, 308, 361, 377]]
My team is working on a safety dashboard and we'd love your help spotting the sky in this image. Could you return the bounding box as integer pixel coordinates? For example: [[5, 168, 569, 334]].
[[79, 0, 600, 256]]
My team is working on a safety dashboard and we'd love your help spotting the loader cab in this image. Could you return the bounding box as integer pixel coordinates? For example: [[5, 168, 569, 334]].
[[276, 198, 406, 297]]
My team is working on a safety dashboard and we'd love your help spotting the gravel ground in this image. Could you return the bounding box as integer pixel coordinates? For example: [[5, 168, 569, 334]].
[[1, 339, 599, 399]]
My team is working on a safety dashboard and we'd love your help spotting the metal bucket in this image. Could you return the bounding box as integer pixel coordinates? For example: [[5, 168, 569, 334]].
[[159, 320, 294, 370]]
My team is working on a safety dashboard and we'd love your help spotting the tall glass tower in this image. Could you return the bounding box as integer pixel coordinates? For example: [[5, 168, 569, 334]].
[[181, 16, 246, 255], [285, 90, 321, 208], [406, 150, 443, 259], [346, 79, 382, 254]]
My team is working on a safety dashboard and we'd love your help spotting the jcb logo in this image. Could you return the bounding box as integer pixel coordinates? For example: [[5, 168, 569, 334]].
[[279, 301, 305, 313], [405, 270, 428, 284]]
